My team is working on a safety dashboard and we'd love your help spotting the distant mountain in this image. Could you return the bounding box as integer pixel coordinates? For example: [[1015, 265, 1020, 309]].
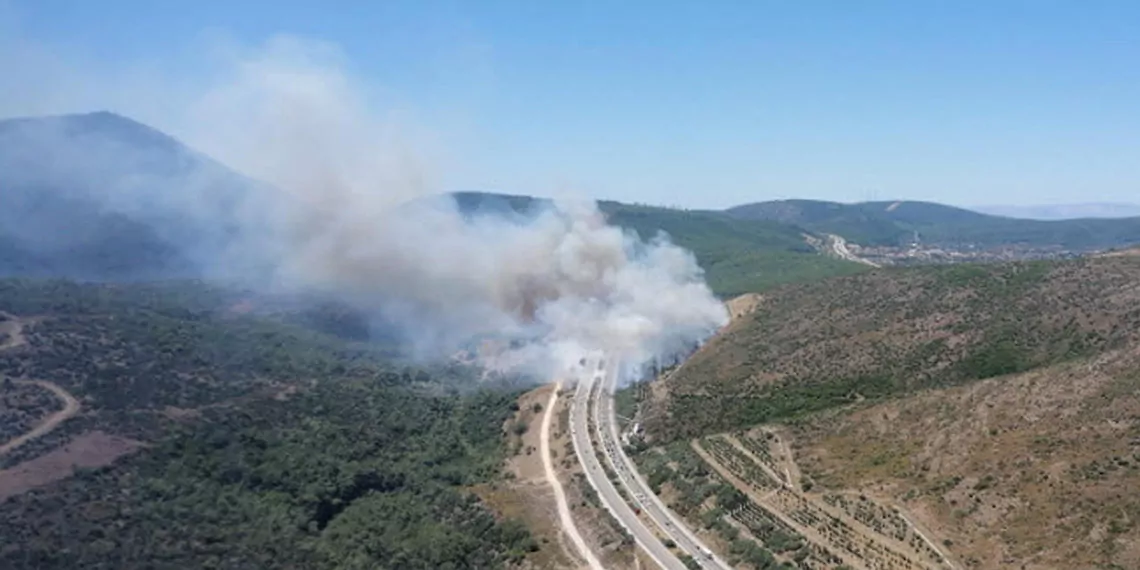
[[0, 111, 264, 281], [0, 115, 866, 295], [725, 198, 1140, 250], [973, 203, 1140, 220]]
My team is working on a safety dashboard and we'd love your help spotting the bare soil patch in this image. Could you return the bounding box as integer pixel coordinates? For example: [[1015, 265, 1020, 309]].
[[725, 293, 763, 321], [0, 430, 144, 502], [0, 313, 32, 350], [474, 480, 576, 570], [506, 384, 556, 482]]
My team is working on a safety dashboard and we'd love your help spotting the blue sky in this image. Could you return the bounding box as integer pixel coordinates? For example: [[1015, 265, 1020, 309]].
[[4, 0, 1140, 209]]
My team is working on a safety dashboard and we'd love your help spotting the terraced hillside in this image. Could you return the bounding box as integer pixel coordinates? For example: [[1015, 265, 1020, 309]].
[[787, 345, 1140, 569], [646, 256, 1140, 441]]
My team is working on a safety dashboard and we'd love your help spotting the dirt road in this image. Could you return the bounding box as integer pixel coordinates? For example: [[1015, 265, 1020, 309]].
[[0, 380, 82, 457], [541, 382, 603, 570], [1, 315, 83, 457], [0, 314, 29, 350]]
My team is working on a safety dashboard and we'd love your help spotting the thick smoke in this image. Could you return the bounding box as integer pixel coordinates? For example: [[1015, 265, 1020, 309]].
[[0, 34, 728, 381]]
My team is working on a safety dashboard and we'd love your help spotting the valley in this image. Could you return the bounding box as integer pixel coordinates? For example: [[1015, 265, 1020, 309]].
[[4, 112, 1140, 570], [3, 3, 1140, 567]]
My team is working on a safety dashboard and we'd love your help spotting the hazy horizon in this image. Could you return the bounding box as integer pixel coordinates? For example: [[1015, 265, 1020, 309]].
[[3, 1, 1139, 210]]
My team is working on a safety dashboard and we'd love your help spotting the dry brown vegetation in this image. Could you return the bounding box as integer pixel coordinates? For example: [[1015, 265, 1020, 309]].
[[689, 429, 954, 570], [789, 345, 1140, 569], [648, 256, 1140, 441], [637, 254, 1140, 569]]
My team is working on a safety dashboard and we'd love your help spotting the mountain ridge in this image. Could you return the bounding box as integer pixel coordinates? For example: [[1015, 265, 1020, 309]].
[[0, 112, 866, 296], [725, 198, 1140, 250], [6, 111, 1140, 297]]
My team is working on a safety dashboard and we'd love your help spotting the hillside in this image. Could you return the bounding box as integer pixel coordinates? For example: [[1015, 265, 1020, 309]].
[[0, 112, 262, 281], [0, 113, 864, 296], [630, 255, 1140, 569], [454, 192, 868, 297], [726, 198, 1140, 250], [783, 346, 1140, 569], [645, 255, 1140, 441], [0, 279, 536, 569]]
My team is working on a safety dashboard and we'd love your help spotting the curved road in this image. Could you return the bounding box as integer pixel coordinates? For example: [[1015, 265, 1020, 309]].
[[569, 367, 687, 570], [591, 356, 732, 570], [0, 316, 82, 457], [0, 380, 81, 456], [540, 382, 604, 570], [569, 354, 730, 570]]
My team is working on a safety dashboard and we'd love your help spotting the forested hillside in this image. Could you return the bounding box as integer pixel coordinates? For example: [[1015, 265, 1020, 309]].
[[454, 192, 867, 297], [0, 279, 535, 569]]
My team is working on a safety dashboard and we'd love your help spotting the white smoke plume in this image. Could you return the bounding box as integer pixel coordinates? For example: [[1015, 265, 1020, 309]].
[[0, 33, 729, 382]]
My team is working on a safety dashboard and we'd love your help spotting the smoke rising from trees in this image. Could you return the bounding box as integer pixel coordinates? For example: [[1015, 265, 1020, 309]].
[[0, 34, 728, 381]]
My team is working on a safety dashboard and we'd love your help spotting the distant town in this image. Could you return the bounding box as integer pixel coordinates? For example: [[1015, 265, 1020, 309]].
[[843, 239, 1087, 266]]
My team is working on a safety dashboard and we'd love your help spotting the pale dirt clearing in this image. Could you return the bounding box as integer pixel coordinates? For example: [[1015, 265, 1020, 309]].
[[0, 430, 145, 501]]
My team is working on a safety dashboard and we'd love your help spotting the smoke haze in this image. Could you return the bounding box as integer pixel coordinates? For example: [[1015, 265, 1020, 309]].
[[0, 33, 728, 381]]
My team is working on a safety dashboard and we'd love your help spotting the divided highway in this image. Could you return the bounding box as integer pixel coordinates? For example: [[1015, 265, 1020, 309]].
[[568, 353, 731, 570], [568, 368, 686, 570]]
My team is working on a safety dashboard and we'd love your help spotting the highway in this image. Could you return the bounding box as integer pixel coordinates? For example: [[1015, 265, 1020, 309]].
[[590, 356, 733, 570], [568, 353, 731, 570], [568, 365, 688, 570]]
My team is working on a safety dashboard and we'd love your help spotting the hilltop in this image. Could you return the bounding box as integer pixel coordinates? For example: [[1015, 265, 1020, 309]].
[[10, 112, 1140, 299], [975, 202, 1140, 220], [0, 111, 265, 281], [645, 255, 1140, 441], [726, 198, 1140, 250]]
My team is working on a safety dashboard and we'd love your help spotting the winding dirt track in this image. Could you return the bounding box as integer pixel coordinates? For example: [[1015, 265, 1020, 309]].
[[0, 380, 82, 457], [540, 382, 602, 570], [0, 316, 83, 457]]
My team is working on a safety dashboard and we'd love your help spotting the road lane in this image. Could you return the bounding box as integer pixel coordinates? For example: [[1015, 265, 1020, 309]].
[[568, 365, 689, 570], [591, 357, 732, 570]]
